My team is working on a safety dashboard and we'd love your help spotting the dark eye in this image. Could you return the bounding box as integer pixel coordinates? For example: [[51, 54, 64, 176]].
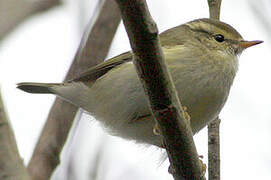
[[214, 34, 225, 42]]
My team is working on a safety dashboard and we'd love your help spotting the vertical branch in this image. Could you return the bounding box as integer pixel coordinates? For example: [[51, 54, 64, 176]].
[[27, 1, 121, 179], [207, 0, 222, 19], [0, 90, 30, 180], [115, 0, 205, 179], [207, 1, 222, 180], [208, 118, 221, 180]]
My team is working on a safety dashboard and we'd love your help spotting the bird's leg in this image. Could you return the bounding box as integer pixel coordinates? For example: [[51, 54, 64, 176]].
[[153, 106, 191, 135]]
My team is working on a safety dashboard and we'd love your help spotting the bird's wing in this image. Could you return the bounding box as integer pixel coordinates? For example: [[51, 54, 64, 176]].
[[71, 51, 133, 83], [69, 27, 188, 83]]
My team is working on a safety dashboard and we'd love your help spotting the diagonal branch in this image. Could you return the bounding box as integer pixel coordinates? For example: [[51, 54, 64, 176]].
[[207, 1, 222, 180], [0, 90, 30, 180], [115, 0, 205, 179], [27, 1, 121, 179]]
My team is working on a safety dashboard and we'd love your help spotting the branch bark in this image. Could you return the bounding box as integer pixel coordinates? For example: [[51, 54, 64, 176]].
[[26, 1, 121, 179], [115, 0, 204, 179], [0, 0, 61, 42], [208, 118, 221, 180], [0, 90, 30, 180], [207, 1, 222, 180], [207, 0, 222, 20]]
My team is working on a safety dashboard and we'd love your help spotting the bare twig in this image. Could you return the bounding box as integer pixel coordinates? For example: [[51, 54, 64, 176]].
[[0, 90, 30, 180], [207, 0, 222, 20], [208, 118, 221, 180], [27, 1, 121, 179], [115, 0, 204, 179], [207, 1, 222, 180], [0, 0, 61, 42]]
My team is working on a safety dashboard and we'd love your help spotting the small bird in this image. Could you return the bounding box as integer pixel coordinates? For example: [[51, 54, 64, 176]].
[[17, 18, 262, 147]]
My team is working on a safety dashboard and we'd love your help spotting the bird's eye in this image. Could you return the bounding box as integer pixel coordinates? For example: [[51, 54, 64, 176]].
[[214, 34, 225, 42]]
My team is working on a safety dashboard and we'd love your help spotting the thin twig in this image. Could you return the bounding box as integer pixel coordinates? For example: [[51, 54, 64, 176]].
[[0, 90, 30, 180], [208, 118, 221, 180], [207, 1, 222, 180], [115, 0, 205, 179], [27, 1, 121, 179], [207, 0, 222, 20]]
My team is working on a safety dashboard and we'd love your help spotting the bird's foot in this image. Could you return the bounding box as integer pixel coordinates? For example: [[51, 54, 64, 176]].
[[182, 106, 191, 123], [153, 123, 160, 135]]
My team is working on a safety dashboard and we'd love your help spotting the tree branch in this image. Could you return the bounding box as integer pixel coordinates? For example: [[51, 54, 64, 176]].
[[208, 118, 221, 180], [207, 1, 222, 180], [115, 0, 205, 179], [207, 0, 222, 20], [0, 0, 61, 42], [27, 1, 121, 179], [0, 90, 30, 180]]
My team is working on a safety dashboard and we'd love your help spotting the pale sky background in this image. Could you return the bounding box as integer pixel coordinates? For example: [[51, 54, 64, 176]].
[[0, 0, 270, 179]]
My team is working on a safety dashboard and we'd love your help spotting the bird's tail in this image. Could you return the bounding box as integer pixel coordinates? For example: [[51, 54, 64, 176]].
[[17, 82, 61, 94], [17, 82, 92, 110]]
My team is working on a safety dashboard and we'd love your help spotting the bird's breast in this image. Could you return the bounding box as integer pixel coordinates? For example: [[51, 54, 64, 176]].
[[169, 56, 237, 133]]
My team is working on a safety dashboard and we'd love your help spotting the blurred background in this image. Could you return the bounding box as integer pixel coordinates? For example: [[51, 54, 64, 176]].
[[0, 0, 270, 179]]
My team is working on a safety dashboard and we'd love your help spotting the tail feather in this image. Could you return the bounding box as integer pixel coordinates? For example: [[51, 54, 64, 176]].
[[17, 82, 90, 109], [17, 82, 61, 94]]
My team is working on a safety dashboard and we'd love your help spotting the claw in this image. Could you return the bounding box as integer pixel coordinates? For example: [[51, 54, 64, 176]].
[[153, 123, 161, 135], [182, 106, 191, 123]]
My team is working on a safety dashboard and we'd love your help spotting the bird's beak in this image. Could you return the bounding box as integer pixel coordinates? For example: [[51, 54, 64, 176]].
[[239, 40, 263, 49]]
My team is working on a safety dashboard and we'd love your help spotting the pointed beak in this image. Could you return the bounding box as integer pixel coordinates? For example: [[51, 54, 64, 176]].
[[239, 40, 263, 49]]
